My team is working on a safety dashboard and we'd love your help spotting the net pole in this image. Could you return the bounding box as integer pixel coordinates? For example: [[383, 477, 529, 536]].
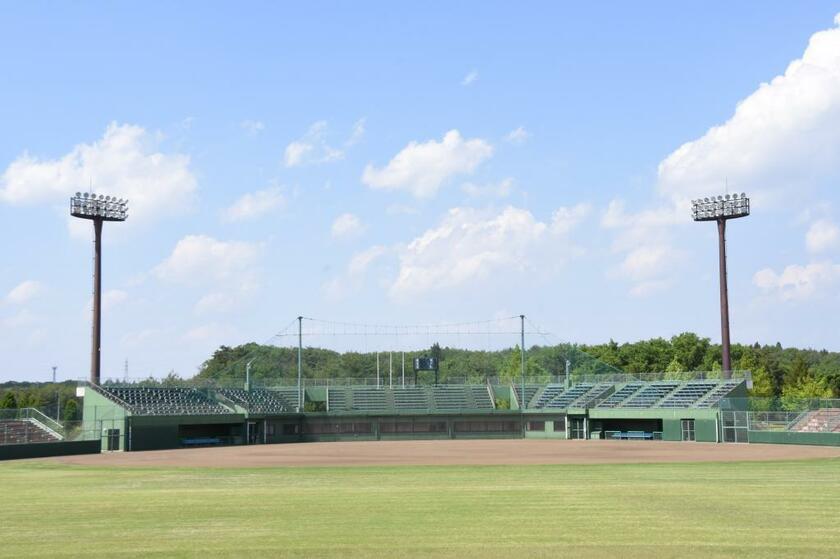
[[520, 315, 526, 412], [389, 352, 393, 389], [297, 316, 303, 412], [402, 351, 405, 388]]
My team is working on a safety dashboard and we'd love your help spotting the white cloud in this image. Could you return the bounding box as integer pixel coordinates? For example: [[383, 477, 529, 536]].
[[362, 130, 493, 198], [240, 120, 265, 135], [806, 219, 840, 253], [754, 261, 840, 301], [601, 200, 685, 296], [657, 15, 840, 205], [194, 292, 238, 315], [0, 122, 197, 232], [222, 186, 285, 223], [323, 245, 388, 300], [461, 70, 479, 86], [154, 235, 262, 287], [505, 127, 529, 144], [461, 178, 515, 199], [283, 121, 345, 167], [331, 213, 366, 240], [389, 205, 588, 298], [5, 280, 42, 305], [346, 118, 366, 146]]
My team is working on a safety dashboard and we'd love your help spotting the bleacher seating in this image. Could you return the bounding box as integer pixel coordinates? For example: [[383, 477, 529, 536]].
[[327, 387, 350, 412], [657, 382, 718, 408], [544, 383, 595, 409], [597, 383, 644, 408], [218, 389, 291, 414], [790, 409, 840, 433], [533, 384, 565, 408], [0, 420, 61, 445], [574, 383, 614, 408], [351, 388, 388, 411], [469, 385, 495, 409], [393, 387, 430, 411], [621, 382, 681, 408], [694, 381, 742, 408], [513, 384, 541, 408], [101, 387, 233, 415], [432, 385, 470, 410]]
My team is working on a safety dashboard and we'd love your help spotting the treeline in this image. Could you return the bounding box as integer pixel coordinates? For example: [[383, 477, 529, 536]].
[[193, 333, 839, 399], [3, 333, 837, 416], [0, 381, 81, 421]]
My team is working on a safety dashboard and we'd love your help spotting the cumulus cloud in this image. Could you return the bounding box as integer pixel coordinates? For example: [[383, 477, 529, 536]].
[[362, 130, 493, 198], [0, 122, 197, 231], [323, 245, 389, 300], [284, 121, 345, 167], [601, 200, 685, 296], [155, 235, 262, 287], [389, 204, 588, 298], [754, 261, 840, 301], [461, 70, 479, 86], [222, 186, 285, 223], [657, 15, 840, 205], [154, 235, 263, 315], [331, 213, 366, 239], [5, 280, 42, 305], [806, 219, 840, 253], [505, 127, 529, 144]]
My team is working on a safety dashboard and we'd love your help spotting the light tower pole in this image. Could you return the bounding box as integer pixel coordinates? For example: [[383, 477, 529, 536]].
[[70, 193, 128, 385], [691, 193, 750, 379]]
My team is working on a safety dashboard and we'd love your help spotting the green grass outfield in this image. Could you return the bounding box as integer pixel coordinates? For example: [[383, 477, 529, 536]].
[[1, 459, 839, 558]]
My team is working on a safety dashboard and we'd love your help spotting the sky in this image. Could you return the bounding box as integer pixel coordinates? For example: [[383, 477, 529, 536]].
[[3, 2, 840, 382]]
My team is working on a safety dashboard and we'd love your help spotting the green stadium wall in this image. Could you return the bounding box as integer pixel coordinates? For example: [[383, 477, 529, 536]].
[[747, 431, 840, 446], [0, 440, 101, 461]]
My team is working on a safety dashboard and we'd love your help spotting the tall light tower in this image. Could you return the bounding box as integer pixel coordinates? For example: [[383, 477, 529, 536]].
[[70, 192, 129, 385], [691, 193, 750, 378]]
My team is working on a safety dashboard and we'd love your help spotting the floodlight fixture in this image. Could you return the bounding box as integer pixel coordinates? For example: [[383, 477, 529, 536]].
[[70, 192, 129, 385], [691, 192, 750, 378]]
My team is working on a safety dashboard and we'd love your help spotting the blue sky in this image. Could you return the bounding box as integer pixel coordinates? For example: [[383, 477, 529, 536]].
[[3, 2, 840, 381]]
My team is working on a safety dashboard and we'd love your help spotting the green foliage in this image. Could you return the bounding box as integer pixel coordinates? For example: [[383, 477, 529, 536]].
[[494, 398, 510, 410], [0, 391, 17, 409], [303, 401, 326, 412]]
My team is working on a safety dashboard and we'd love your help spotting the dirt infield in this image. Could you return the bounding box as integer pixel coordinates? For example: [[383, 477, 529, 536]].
[[49, 439, 840, 468]]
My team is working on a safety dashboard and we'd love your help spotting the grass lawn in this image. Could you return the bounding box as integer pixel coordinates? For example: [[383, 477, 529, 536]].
[[1, 459, 839, 558]]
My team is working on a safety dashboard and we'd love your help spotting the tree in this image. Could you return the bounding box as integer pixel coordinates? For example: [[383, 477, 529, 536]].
[[664, 357, 689, 380], [671, 332, 710, 371], [0, 391, 17, 409], [62, 399, 79, 422]]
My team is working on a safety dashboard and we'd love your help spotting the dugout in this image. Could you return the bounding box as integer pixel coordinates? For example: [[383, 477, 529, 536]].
[[587, 408, 720, 442]]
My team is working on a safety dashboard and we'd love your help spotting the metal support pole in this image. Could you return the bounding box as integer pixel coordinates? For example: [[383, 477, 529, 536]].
[[401, 351, 405, 388], [376, 352, 380, 388], [297, 316, 303, 411], [389, 352, 393, 389], [520, 315, 526, 411], [246, 359, 254, 391], [717, 219, 732, 379], [91, 218, 103, 385]]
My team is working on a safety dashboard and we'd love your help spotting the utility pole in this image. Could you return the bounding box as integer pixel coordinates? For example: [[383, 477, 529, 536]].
[[520, 315, 526, 410], [297, 316, 303, 412]]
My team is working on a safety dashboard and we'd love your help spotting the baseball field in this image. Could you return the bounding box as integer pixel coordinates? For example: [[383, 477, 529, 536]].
[[2, 440, 839, 558]]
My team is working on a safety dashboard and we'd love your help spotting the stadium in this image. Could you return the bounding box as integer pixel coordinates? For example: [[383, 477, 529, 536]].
[[4, 4, 840, 558]]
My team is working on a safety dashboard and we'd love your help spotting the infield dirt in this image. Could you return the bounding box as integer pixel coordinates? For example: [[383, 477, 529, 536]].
[[48, 438, 840, 468]]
